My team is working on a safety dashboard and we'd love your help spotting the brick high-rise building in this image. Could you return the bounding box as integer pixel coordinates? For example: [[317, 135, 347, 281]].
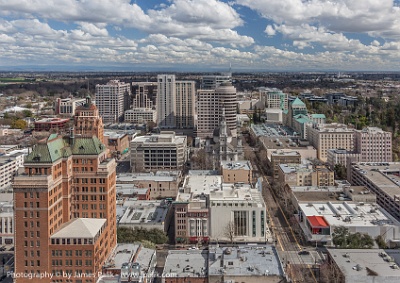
[[74, 96, 104, 144], [13, 102, 117, 283]]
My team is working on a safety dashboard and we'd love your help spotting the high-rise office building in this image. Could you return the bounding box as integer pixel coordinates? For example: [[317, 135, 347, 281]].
[[95, 80, 131, 123], [13, 102, 117, 283], [200, 75, 231, 89], [175, 81, 195, 129], [197, 82, 237, 138], [157, 75, 176, 128], [156, 75, 195, 129], [132, 82, 156, 109]]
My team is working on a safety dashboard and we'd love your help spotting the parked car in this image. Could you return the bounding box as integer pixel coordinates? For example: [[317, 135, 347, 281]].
[[298, 250, 310, 255]]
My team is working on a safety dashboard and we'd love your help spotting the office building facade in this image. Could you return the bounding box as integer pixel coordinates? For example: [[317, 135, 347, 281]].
[[95, 80, 131, 123]]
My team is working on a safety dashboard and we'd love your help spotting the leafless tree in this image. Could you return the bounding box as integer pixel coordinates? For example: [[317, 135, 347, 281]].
[[224, 221, 235, 244]]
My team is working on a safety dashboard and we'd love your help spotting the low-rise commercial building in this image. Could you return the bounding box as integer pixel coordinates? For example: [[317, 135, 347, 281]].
[[269, 150, 301, 179], [221, 160, 252, 184], [162, 250, 208, 283], [117, 199, 170, 231], [124, 108, 157, 124], [327, 249, 400, 283], [278, 163, 334, 187], [99, 243, 157, 283], [130, 132, 187, 173], [54, 97, 86, 116], [34, 117, 70, 132], [208, 245, 284, 283], [117, 171, 181, 199], [104, 132, 130, 157], [296, 201, 400, 246]]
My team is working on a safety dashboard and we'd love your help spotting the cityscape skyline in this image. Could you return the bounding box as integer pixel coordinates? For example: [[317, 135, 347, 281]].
[[1, 0, 400, 71]]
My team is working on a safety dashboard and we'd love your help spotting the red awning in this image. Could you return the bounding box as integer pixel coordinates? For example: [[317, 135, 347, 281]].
[[307, 216, 329, 227]]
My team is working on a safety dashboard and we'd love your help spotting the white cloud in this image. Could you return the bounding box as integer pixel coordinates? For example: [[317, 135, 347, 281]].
[[236, 0, 400, 39], [265, 25, 276, 36]]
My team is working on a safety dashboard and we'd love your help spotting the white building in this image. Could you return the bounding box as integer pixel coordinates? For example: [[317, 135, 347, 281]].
[[0, 154, 23, 190], [54, 97, 86, 116], [124, 108, 156, 124], [296, 201, 400, 246], [0, 193, 13, 245], [260, 87, 288, 110], [95, 80, 131, 123], [130, 131, 187, 172], [156, 75, 195, 129], [201, 75, 231, 89], [209, 183, 269, 243], [197, 82, 237, 138]]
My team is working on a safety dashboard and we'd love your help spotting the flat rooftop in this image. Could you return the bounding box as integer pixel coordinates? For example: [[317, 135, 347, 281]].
[[352, 162, 400, 197], [210, 184, 265, 208], [117, 172, 178, 182], [177, 173, 222, 202], [221, 160, 252, 171], [328, 249, 400, 282], [299, 201, 399, 227], [251, 123, 295, 138], [104, 243, 140, 271], [119, 200, 169, 225], [208, 245, 283, 277], [279, 163, 313, 174], [163, 250, 207, 278]]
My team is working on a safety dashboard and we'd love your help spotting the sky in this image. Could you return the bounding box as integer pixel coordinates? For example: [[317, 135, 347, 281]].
[[1, 0, 400, 71]]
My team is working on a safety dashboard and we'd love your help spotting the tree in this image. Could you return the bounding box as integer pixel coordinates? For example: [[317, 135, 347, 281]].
[[224, 221, 235, 243], [117, 227, 168, 244], [332, 226, 373, 249], [22, 109, 33, 118], [334, 164, 347, 179], [11, 119, 27, 130]]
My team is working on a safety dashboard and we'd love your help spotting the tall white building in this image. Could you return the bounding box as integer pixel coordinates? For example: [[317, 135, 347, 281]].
[[201, 75, 231, 89], [157, 75, 176, 128], [156, 75, 195, 129], [197, 82, 237, 138], [95, 80, 131, 123]]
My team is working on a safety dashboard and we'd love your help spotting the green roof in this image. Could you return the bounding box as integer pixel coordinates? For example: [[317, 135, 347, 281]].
[[311, 114, 326, 119], [25, 135, 105, 163], [71, 136, 105, 155], [26, 135, 68, 163], [291, 97, 306, 107], [294, 116, 312, 124]]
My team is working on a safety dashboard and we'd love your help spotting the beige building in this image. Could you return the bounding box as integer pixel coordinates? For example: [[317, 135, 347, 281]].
[[197, 82, 237, 138], [307, 123, 355, 162], [130, 131, 187, 172], [268, 150, 301, 179], [278, 163, 334, 187], [355, 127, 392, 162], [221, 160, 253, 184], [124, 108, 156, 124], [95, 80, 131, 123], [132, 82, 155, 109], [327, 149, 360, 168], [0, 194, 13, 245]]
